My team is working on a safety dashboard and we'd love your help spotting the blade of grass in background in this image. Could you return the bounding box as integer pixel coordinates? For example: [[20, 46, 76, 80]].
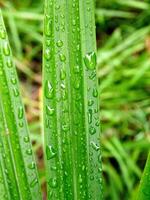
[[0, 10, 42, 200], [43, 0, 102, 199]]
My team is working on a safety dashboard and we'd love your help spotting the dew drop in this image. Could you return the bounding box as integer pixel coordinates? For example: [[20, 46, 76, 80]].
[[30, 178, 38, 188], [18, 106, 23, 119], [89, 71, 96, 80], [93, 88, 98, 97], [88, 109, 92, 124], [45, 15, 52, 36], [89, 126, 96, 135], [11, 77, 17, 85], [6, 58, 12, 68], [74, 65, 80, 73], [28, 162, 35, 169], [46, 39, 51, 47], [78, 174, 83, 183], [45, 81, 54, 99], [56, 40, 63, 47], [45, 48, 51, 60], [46, 105, 54, 116], [98, 167, 102, 173], [72, 20, 76, 26], [84, 52, 96, 70], [91, 141, 100, 151], [0, 28, 6, 39], [48, 177, 58, 188], [46, 145, 56, 160], [13, 88, 19, 97], [62, 123, 69, 132], [55, 5, 60, 10], [74, 79, 80, 89], [88, 100, 94, 106], [95, 120, 100, 127], [24, 136, 29, 143], [26, 149, 32, 155], [3, 42, 10, 56], [51, 166, 57, 171], [60, 67, 66, 80], [59, 54, 66, 62], [90, 175, 94, 181]]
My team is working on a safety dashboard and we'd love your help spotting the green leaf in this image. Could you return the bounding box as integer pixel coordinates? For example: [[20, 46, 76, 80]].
[[0, 10, 42, 200], [43, 0, 102, 199], [136, 153, 150, 200]]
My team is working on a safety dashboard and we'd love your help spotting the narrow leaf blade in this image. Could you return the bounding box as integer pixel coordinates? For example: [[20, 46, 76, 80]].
[[0, 10, 42, 200]]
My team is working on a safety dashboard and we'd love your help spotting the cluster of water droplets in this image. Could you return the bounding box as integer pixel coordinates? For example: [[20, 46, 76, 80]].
[[84, 50, 102, 195]]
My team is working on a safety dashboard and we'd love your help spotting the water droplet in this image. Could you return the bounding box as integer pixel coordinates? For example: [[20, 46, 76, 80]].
[[11, 77, 17, 85], [18, 106, 23, 119], [91, 141, 100, 151], [74, 78, 80, 89], [88, 100, 94, 106], [30, 178, 38, 188], [6, 58, 12, 68], [62, 124, 69, 132], [89, 126, 96, 135], [84, 52, 96, 70], [3, 42, 10, 56], [45, 81, 54, 99], [46, 145, 56, 160], [60, 67, 66, 80], [90, 175, 94, 181], [93, 88, 98, 97], [46, 39, 51, 46], [89, 71, 96, 80], [0, 28, 6, 39], [46, 105, 54, 116], [56, 40, 63, 47], [98, 167, 102, 173], [79, 174, 82, 183], [48, 177, 58, 188], [59, 54, 66, 62], [28, 162, 35, 169], [45, 15, 52, 36], [88, 109, 92, 124], [51, 166, 57, 171], [74, 65, 80, 73], [72, 20, 76, 26], [95, 120, 100, 127], [24, 136, 29, 143], [26, 149, 32, 155], [45, 48, 51, 60], [98, 154, 102, 163], [13, 88, 19, 97], [56, 5, 60, 10]]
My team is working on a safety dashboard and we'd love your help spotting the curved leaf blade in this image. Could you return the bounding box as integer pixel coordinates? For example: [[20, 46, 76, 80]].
[[43, 0, 102, 199], [0, 10, 42, 200]]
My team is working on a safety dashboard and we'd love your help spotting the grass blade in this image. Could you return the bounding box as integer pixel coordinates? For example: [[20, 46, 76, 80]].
[[0, 10, 42, 200], [43, 0, 102, 199], [136, 153, 150, 200]]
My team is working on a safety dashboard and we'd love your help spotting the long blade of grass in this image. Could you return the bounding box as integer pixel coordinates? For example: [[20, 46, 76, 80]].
[[0, 10, 42, 200], [136, 153, 150, 200], [43, 0, 102, 199]]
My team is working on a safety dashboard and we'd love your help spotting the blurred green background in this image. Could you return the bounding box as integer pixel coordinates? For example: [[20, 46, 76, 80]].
[[1, 0, 150, 199]]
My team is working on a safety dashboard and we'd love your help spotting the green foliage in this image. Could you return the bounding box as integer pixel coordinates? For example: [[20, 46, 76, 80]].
[[0, 10, 42, 200], [97, 1, 150, 199], [0, 0, 150, 200], [43, 0, 102, 199], [137, 153, 150, 200]]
